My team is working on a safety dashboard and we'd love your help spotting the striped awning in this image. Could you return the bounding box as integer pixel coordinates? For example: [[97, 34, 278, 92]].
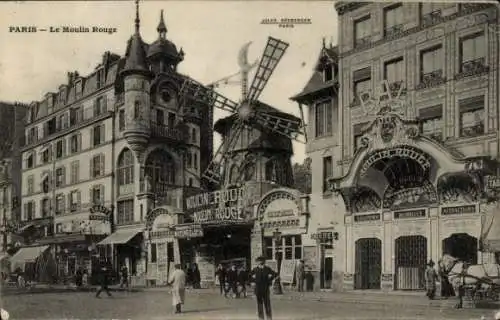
[[10, 245, 49, 267]]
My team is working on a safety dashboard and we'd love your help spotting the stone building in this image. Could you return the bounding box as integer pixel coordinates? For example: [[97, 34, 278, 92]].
[[328, 2, 500, 291], [16, 6, 212, 283]]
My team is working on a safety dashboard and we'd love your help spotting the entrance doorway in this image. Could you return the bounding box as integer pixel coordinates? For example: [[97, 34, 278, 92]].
[[202, 224, 253, 268], [442, 233, 478, 264], [395, 235, 427, 290], [354, 238, 382, 289]]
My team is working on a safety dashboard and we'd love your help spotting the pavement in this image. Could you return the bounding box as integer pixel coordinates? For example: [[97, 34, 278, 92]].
[[2, 284, 500, 320]]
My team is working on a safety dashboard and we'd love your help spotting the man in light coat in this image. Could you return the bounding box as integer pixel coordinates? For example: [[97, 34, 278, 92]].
[[295, 260, 305, 292], [168, 264, 186, 314]]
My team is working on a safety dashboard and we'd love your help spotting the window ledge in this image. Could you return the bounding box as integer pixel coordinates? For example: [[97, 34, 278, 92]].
[[445, 132, 497, 146], [454, 67, 490, 81]]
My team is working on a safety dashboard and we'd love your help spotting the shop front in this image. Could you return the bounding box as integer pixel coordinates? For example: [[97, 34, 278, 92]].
[[310, 229, 339, 290], [256, 188, 309, 288], [330, 93, 499, 291]]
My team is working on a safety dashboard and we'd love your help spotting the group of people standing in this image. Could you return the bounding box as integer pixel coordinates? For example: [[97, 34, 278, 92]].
[[215, 263, 249, 298]]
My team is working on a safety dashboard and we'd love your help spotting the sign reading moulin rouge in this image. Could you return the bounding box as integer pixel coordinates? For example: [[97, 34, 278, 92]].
[[185, 188, 247, 224]]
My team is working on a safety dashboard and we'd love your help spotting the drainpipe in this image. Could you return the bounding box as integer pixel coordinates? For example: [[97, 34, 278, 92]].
[[110, 101, 116, 270]]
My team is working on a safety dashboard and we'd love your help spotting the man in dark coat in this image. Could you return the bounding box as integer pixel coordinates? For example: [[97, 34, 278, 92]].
[[250, 256, 277, 320], [226, 264, 239, 298], [95, 267, 112, 298], [215, 264, 226, 295]]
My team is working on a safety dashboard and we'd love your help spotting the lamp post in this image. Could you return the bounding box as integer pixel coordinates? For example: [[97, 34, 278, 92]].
[[272, 228, 283, 294]]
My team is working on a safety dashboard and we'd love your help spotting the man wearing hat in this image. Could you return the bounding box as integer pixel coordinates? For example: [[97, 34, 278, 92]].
[[249, 256, 277, 320]]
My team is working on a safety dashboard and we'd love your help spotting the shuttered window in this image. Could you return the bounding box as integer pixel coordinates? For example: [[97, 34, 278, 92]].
[[90, 154, 105, 178], [92, 124, 105, 147], [315, 100, 333, 138], [459, 96, 485, 137], [90, 185, 105, 205]]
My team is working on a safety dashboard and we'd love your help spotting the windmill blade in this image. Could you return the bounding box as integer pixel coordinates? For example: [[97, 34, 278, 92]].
[[202, 120, 245, 185], [246, 37, 289, 102], [179, 78, 239, 113], [255, 112, 306, 143]]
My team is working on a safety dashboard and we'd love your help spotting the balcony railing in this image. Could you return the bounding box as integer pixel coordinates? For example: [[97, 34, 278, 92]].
[[150, 123, 186, 142], [416, 70, 445, 90], [460, 123, 485, 138], [354, 36, 372, 48], [455, 58, 489, 80], [384, 24, 404, 38], [421, 10, 442, 27]]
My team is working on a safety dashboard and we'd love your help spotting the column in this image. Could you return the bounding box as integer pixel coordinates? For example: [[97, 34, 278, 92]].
[[381, 211, 393, 291], [343, 216, 354, 290]]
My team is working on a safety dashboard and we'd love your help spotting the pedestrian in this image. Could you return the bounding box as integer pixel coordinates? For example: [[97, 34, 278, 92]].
[[168, 264, 186, 314], [424, 260, 438, 300], [119, 264, 129, 289], [437, 259, 455, 298], [295, 260, 305, 292], [238, 266, 248, 298], [75, 268, 83, 287], [95, 267, 112, 298], [227, 264, 239, 298], [191, 263, 201, 289], [215, 264, 226, 295], [82, 269, 89, 287], [250, 256, 277, 320]]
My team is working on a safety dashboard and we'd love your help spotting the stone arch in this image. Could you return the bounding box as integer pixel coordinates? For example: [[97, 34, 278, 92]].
[[436, 172, 481, 204], [256, 188, 301, 222], [144, 148, 177, 186], [142, 145, 181, 169], [350, 186, 381, 213], [144, 206, 181, 230], [117, 147, 135, 188]]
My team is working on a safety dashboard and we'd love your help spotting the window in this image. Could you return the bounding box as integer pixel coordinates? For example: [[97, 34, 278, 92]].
[[324, 65, 333, 82], [151, 243, 157, 263], [264, 235, 302, 261], [384, 58, 404, 84], [70, 107, 83, 126], [118, 149, 135, 187], [156, 109, 164, 125], [26, 154, 34, 169], [191, 128, 197, 143], [459, 96, 485, 138], [134, 101, 141, 119], [419, 105, 443, 141], [323, 156, 333, 193], [92, 124, 105, 146], [41, 198, 50, 217], [56, 140, 64, 158], [384, 4, 404, 36], [314, 101, 333, 138], [117, 199, 134, 225], [54, 194, 64, 215], [55, 167, 65, 187], [420, 46, 443, 82], [69, 191, 80, 211], [42, 148, 51, 164], [459, 33, 486, 72], [193, 153, 198, 170], [91, 154, 105, 178], [27, 175, 34, 195], [119, 109, 125, 131], [24, 201, 34, 221], [354, 79, 371, 102], [168, 112, 176, 127], [70, 160, 79, 184], [354, 15, 371, 46], [91, 185, 104, 205], [96, 69, 104, 89], [42, 175, 50, 193], [70, 134, 80, 153], [94, 96, 106, 117]]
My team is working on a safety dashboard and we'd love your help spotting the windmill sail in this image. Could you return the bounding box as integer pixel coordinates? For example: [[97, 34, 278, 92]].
[[480, 201, 500, 252]]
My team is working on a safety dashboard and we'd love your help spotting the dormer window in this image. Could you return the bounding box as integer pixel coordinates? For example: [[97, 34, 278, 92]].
[[75, 80, 82, 97], [59, 89, 66, 106], [96, 69, 104, 89], [324, 65, 333, 82]]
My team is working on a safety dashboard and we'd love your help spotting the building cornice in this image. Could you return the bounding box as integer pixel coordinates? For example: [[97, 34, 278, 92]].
[[334, 1, 370, 16]]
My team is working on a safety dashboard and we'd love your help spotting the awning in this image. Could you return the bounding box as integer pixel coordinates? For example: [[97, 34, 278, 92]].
[[18, 223, 35, 233], [98, 229, 142, 245], [10, 245, 49, 266]]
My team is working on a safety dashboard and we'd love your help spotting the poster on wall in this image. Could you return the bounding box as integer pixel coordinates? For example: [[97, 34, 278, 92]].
[[280, 260, 297, 284], [302, 246, 318, 271]]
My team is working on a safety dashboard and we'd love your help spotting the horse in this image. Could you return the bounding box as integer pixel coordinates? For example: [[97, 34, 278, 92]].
[[440, 254, 500, 308]]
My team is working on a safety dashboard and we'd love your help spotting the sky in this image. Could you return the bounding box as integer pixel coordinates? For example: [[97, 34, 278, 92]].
[[0, 1, 338, 164]]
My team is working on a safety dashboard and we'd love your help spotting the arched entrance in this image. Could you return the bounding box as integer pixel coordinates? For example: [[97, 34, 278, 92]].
[[354, 238, 381, 289], [395, 235, 427, 290], [442, 233, 478, 264]]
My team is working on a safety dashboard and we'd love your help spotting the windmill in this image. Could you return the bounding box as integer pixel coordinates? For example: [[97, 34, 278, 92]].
[[178, 37, 307, 187]]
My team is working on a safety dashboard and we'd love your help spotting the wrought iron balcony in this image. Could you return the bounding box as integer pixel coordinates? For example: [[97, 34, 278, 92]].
[[416, 70, 445, 90], [460, 123, 485, 138], [421, 10, 442, 27], [150, 123, 186, 142], [354, 36, 372, 48], [455, 58, 489, 80], [384, 24, 404, 38]]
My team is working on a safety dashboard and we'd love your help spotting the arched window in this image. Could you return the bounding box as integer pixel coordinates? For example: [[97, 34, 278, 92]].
[[134, 101, 141, 119], [145, 149, 175, 186], [117, 149, 135, 188]]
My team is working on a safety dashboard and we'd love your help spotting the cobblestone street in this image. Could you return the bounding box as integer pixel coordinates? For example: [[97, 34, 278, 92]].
[[2, 288, 499, 319]]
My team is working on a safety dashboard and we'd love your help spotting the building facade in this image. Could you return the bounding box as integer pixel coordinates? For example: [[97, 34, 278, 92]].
[[329, 2, 499, 291], [18, 8, 212, 282]]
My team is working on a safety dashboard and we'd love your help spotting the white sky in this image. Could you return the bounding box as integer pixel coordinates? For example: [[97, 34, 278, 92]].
[[0, 1, 338, 164]]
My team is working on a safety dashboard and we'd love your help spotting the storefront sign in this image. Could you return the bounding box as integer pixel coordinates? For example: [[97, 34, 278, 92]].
[[261, 218, 300, 229], [486, 175, 500, 190], [311, 231, 338, 241], [185, 188, 245, 210], [57, 219, 111, 235], [193, 207, 244, 224], [280, 260, 297, 284], [441, 205, 476, 216], [90, 204, 111, 216], [394, 209, 426, 219], [354, 213, 381, 222], [175, 225, 203, 239], [267, 209, 295, 218]]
